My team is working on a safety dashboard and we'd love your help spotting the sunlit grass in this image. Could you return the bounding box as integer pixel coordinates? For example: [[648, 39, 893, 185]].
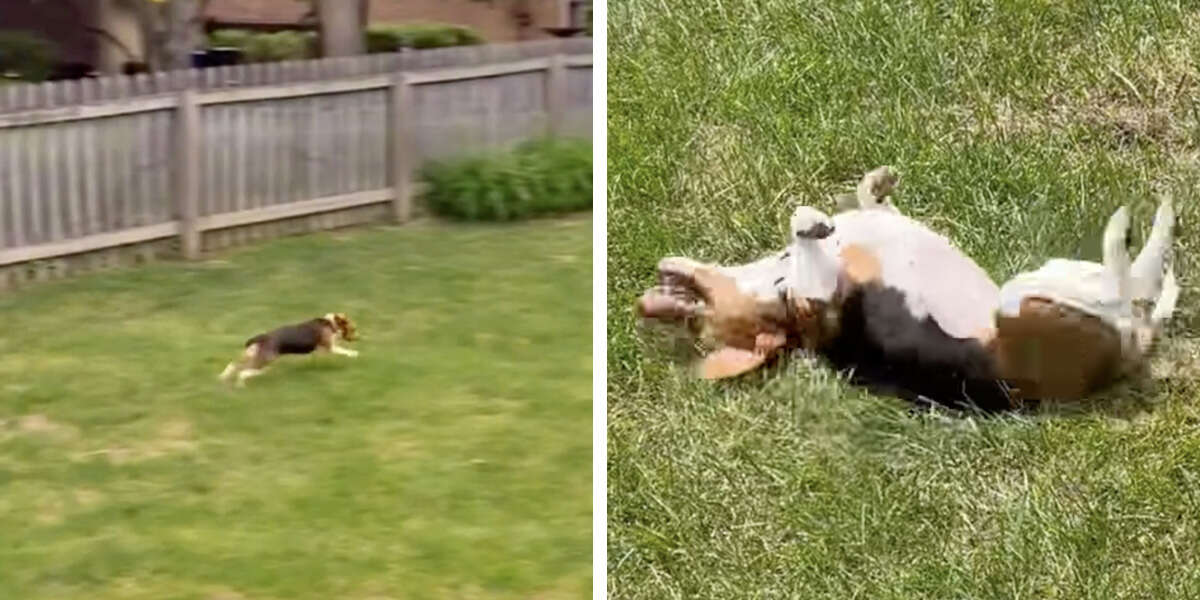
[[608, 0, 1200, 597]]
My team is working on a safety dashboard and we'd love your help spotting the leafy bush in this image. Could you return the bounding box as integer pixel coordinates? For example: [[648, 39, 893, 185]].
[[421, 138, 592, 221], [366, 23, 484, 53], [207, 29, 316, 62], [0, 30, 58, 82]]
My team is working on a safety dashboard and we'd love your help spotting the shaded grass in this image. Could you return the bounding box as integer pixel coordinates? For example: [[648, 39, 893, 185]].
[[608, 0, 1200, 597], [0, 215, 592, 599]]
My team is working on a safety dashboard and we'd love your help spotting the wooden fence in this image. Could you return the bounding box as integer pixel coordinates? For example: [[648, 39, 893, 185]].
[[0, 39, 592, 290]]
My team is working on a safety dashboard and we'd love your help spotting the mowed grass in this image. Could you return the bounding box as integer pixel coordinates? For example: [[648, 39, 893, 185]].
[[609, 1, 1200, 598], [0, 215, 591, 599]]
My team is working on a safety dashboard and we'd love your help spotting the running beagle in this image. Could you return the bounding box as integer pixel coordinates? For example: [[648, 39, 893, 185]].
[[219, 313, 359, 387]]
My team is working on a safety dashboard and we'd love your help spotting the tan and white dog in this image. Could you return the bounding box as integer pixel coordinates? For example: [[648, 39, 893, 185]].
[[219, 313, 359, 387]]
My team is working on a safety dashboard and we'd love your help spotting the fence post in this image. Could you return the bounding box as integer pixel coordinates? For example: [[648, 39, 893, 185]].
[[388, 72, 414, 223], [174, 89, 201, 259], [545, 53, 567, 137]]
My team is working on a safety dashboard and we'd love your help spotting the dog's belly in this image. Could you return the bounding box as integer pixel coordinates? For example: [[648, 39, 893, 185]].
[[828, 210, 1000, 340], [712, 210, 1001, 340]]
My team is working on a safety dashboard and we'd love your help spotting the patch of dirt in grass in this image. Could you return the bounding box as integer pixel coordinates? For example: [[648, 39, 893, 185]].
[[69, 418, 198, 464], [4, 414, 80, 441], [206, 590, 247, 600], [950, 92, 1194, 150], [72, 488, 105, 508], [952, 12, 1200, 154], [529, 579, 587, 600], [34, 493, 65, 526]]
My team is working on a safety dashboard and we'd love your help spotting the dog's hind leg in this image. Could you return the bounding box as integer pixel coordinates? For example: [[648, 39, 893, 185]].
[[855, 166, 900, 212], [236, 368, 267, 387], [1102, 206, 1134, 317], [1131, 196, 1175, 303], [223, 343, 264, 385], [218, 362, 239, 382]]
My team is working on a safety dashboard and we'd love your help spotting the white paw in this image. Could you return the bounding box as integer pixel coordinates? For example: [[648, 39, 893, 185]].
[[790, 206, 834, 240], [1109, 205, 1131, 240], [1155, 197, 1175, 234], [856, 165, 900, 205]]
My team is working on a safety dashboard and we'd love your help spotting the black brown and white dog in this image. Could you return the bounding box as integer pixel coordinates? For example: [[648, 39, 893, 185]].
[[636, 167, 1178, 411], [218, 313, 360, 387]]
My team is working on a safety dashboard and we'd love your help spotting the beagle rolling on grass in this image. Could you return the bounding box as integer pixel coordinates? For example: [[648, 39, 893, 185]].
[[636, 166, 1179, 411], [219, 313, 360, 387]]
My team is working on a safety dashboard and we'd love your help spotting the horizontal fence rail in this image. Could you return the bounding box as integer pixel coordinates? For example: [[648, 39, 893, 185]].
[[0, 40, 592, 286]]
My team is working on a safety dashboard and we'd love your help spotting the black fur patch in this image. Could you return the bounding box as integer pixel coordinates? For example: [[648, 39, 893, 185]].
[[246, 319, 332, 356], [820, 282, 1014, 413]]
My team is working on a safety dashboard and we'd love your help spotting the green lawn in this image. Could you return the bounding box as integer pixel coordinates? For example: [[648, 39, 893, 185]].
[[0, 215, 592, 599], [608, 1, 1200, 598]]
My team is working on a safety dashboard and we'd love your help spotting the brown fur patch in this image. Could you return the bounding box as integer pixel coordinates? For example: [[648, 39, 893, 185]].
[[991, 297, 1124, 400], [840, 243, 882, 284]]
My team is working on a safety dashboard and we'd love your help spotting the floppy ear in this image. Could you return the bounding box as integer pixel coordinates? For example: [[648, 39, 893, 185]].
[[329, 314, 348, 338], [698, 347, 769, 380]]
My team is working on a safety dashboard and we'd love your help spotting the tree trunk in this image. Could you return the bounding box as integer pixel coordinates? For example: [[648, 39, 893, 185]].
[[115, 0, 204, 72], [317, 0, 366, 57], [164, 0, 202, 70]]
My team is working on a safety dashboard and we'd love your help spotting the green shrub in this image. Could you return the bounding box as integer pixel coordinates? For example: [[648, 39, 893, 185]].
[[207, 29, 316, 62], [421, 138, 592, 222], [366, 23, 484, 53], [207, 29, 252, 49], [0, 30, 57, 82]]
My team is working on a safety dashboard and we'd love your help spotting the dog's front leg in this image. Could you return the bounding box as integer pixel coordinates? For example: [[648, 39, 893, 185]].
[[219, 362, 239, 382], [330, 344, 359, 358]]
